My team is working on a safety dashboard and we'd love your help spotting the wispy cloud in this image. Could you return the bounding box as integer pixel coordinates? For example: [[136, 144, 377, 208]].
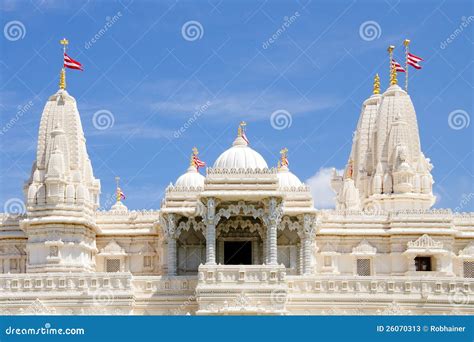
[[306, 167, 342, 209]]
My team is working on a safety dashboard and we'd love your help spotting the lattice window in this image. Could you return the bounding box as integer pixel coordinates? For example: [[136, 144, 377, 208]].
[[143, 256, 152, 268], [106, 259, 120, 272], [464, 261, 474, 278], [324, 256, 332, 267], [49, 246, 58, 257], [357, 258, 371, 276]]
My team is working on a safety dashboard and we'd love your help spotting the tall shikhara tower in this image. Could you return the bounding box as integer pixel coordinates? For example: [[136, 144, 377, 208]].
[[332, 74, 435, 211], [21, 82, 101, 272]]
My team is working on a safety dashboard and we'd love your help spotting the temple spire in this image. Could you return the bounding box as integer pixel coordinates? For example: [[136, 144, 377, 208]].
[[59, 38, 68, 90]]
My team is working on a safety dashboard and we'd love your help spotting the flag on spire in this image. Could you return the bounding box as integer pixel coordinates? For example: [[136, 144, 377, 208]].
[[407, 52, 423, 69], [116, 187, 126, 201], [191, 147, 206, 170], [239, 121, 250, 144], [64, 53, 83, 71], [391, 59, 405, 73]]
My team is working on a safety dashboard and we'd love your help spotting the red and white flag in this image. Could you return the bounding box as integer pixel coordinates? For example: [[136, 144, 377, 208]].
[[241, 130, 250, 145], [64, 53, 83, 71], [192, 155, 206, 170], [407, 52, 423, 69], [391, 59, 405, 73]]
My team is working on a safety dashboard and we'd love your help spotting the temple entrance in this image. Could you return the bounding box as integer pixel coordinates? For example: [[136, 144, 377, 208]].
[[224, 241, 252, 265]]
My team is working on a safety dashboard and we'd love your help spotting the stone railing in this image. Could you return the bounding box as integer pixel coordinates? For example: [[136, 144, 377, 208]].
[[0, 272, 133, 294], [197, 264, 286, 285], [286, 275, 472, 300], [132, 275, 198, 294]]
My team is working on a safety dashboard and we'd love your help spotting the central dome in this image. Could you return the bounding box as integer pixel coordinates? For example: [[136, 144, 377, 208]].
[[213, 134, 268, 169]]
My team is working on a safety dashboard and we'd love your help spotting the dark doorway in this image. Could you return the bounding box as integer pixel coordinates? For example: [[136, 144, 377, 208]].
[[224, 241, 252, 265], [415, 256, 432, 271]]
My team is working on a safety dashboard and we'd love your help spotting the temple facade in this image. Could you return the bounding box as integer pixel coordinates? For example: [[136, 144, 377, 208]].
[[0, 71, 473, 316]]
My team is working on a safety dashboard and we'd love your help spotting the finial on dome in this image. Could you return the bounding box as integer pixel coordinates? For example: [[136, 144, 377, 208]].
[[59, 38, 69, 90], [387, 45, 397, 86], [279, 147, 289, 169], [190, 147, 198, 167], [238, 121, 246, 137], [373, 74, 380, 94], [115, 176, 125, 203]]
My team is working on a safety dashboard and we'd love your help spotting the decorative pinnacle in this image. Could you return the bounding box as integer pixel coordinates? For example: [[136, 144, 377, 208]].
[[373, 73, 380, 94], [115, 176, 121, 203], [388, 45, 397, 86], [59, 38, 68, 90], [238, 121, 246, 137], [59, 68, 66, 90], [403, 39, 411, 46], [190, 147, 198, 167], [279, 147, 289, 168]]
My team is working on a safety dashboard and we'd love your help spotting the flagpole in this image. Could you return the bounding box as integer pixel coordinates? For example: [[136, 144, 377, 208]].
[[404, 39, 410, 92], [115, 176, 121, 203], [59, 38, 68, 90], [387, 45, 396, 86]]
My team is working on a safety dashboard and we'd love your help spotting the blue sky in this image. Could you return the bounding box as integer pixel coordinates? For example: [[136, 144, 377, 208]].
[[0, 0, 472, 211]]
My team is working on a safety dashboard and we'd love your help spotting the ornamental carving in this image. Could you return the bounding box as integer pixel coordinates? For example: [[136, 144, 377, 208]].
[[352, 239, 377, 255], [217, 218, 263, 238], [159, 213, 177, 240], [407, 234, 443, 250]]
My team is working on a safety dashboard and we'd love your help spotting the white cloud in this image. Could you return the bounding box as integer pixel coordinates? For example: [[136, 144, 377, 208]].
[[305, 167, 342, 209]]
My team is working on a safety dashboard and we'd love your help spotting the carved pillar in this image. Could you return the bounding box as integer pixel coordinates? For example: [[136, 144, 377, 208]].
[[204, 197, 217, 265], [263, 234, 267, 264], [299, 214, 317, 275], [161, 214, 177, 276], [264, 197, 283, 266]]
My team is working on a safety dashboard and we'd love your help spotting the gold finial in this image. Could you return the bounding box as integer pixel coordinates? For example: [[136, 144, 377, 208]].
[[403, 39, 410, 47], [279, 147, 289, 168], [115, 176, 121, 202], [387, 45, 397, 86], [190, 147, 198, 167], [59, 38, 69, 90], [59, 68, 66, 90], [238, 121, 246, 137], [373, 73, 380, 94]]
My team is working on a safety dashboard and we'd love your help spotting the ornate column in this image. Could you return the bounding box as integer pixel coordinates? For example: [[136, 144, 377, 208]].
[[299, 214, 317, 275], [264, 197, 283, 266], [161, 214, 177, 276], [203, 197, 217, 265]]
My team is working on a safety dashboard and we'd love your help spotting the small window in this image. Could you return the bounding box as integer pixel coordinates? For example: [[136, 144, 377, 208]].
[[106, 259, 120, 272], [464, 261, 474, 278], [10, 259, 17, 270], [324, 256, 332, 267], [144, 256, 152, 268], [415, 256, 432, 271], [49, 246, 58, 257], [357, 258, 371, 276]]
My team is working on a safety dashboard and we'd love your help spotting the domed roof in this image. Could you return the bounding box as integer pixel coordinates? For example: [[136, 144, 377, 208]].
[[213, 133, 268, 169], [175, 165, 205, 188], [277, 165, 302, 188]]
